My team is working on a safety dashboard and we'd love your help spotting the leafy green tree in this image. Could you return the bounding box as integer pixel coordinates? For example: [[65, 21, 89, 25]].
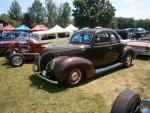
[[57, 2, 71, 27], [8, 0, 22, 21], [111, 18, 118, 29], [56, 3, 63, 26], [73, 0, 115, 28], [22, 13, 33, 28], [28, 0, 46, 24], [135, 19, 150, 29], [0, 13, 9, 19], [46, 0, 57, 27], [116, 17, 135, 29], [61, 2, 71, 27]]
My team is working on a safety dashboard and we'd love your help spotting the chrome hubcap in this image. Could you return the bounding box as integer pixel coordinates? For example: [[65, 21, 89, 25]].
[[126, 55, 132, 66], [12, 56, 23, 66], [70, 69, 81, 83]]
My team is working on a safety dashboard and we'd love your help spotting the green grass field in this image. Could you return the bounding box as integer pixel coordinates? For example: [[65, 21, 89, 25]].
[[0, 58, 109, 113], [0, 54, 150, 113]]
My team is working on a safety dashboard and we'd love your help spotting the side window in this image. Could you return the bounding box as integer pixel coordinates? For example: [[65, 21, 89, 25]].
[[110, 33, 119, 43], [42, 34, 56, 40], [95, 33, 110, 43]]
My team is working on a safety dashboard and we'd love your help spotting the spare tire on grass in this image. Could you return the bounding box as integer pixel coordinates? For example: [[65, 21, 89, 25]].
[[111, 90, 141, 113]]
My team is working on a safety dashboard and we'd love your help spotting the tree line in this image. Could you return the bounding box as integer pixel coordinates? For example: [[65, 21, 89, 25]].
[[0, 0, 150, 30], [1, 0, 72, 28], [114, 17, 150, 30]]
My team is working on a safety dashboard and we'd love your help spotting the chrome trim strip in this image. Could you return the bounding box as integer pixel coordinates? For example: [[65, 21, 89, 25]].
[[34, 71, 58, 84], [46, 60, 52, 70], [38, 51, 54, 71], [22, 53, 39, 55]]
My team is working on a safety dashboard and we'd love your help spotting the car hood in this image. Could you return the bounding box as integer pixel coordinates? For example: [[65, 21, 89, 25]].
[[127, 41, 150, 48], [40, 43, 90, 55]]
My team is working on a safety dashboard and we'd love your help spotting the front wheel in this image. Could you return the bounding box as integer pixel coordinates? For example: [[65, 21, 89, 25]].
[[65, 68, 83, 87], [9, 53, 24, 67], [123, 52, 133, 68]]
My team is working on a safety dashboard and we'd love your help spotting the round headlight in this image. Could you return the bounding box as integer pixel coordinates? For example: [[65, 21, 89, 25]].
[[42, 70, 46, 76]]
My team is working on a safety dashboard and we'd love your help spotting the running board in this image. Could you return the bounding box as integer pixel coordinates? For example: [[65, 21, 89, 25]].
[[95, 63, 123, 75]]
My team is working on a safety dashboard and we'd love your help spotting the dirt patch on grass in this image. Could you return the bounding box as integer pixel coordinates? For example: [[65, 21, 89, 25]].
[[79, 58, 150, 106]]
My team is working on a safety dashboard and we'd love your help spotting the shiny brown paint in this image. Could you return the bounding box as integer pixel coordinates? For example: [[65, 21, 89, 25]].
[[35, 28, 134, 83], [50, 56, 95, 82]]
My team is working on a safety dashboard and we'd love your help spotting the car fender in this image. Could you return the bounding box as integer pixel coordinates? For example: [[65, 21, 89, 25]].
[[48, 56, 95, 82], [121, 46, 135, 61]]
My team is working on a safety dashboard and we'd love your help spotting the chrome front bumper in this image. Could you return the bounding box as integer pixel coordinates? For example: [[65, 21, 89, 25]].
[[33, 65, 58, 84]]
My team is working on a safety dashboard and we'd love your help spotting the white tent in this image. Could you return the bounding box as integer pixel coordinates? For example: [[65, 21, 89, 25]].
[[50, 25, 63, 30], [65, 24, 78, 31]]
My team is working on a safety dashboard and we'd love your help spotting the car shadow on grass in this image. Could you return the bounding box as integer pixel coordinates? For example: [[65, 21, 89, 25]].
[[29, 74, 67, 93], [136, 55, 150, 61], [29, 65, 134, 91]]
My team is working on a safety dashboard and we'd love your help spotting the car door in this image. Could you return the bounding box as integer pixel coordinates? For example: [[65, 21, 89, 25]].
[[91, 32, 112, 68], [103, 32, 121, 65]]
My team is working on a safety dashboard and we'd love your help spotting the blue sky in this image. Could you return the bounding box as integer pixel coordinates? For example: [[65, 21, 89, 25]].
[[0, 0, 150, 19]]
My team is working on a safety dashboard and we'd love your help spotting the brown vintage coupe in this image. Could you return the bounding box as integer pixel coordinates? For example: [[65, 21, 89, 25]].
[[33, 28, 135, 87]]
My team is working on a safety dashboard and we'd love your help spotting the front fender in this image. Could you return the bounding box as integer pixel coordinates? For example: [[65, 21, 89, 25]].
[[49, 56, 95, 82]]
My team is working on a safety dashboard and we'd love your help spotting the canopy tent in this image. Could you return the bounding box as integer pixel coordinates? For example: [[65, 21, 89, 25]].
[[30, 24, 48, 32], [15, 25, 30, 31], [50, 25, 63, 30], [65, 24, 78, 31], [3, 24, 15, 31], [0, 26, 3, 31]]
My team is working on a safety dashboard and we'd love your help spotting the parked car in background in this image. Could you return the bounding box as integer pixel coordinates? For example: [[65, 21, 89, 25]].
[[33, 28, 135, 87], [111, 90, 150, 113], [0, 32, 38, 56], [125, 28, 148, 40], [116, 29, 128, 39], [127, 40, 150, 56], [120, 32, 150, 56], [7, 37, 68, 67]]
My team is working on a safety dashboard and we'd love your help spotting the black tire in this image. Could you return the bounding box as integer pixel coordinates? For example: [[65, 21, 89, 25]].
[[9, 53, 24, 67], [123, 52, 133, 68], [111, 90, 141, 113], [65, 68, 83, 87]]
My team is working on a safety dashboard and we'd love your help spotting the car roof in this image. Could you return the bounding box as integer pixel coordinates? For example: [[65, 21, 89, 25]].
[[77, 28, 116, 34]]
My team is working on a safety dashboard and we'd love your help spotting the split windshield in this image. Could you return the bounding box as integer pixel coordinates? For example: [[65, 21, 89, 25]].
[[70, 32, 93, 44], [1, 32, 39, 41]]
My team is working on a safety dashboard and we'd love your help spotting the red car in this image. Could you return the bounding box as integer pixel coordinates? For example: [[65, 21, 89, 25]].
[[7, 38, 68, 67], [0, 32, 38, 55]]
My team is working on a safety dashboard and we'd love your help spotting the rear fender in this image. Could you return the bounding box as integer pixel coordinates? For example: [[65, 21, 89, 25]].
[[121, 46, 135, 61], [48, 56, 95, 82]]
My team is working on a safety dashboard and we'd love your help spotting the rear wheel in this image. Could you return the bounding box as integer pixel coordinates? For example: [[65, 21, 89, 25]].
[[65, 68, 83, 87], [111, 90, 141, 113], [9, 53, 24, 67], [123, 52, 133, 68]]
